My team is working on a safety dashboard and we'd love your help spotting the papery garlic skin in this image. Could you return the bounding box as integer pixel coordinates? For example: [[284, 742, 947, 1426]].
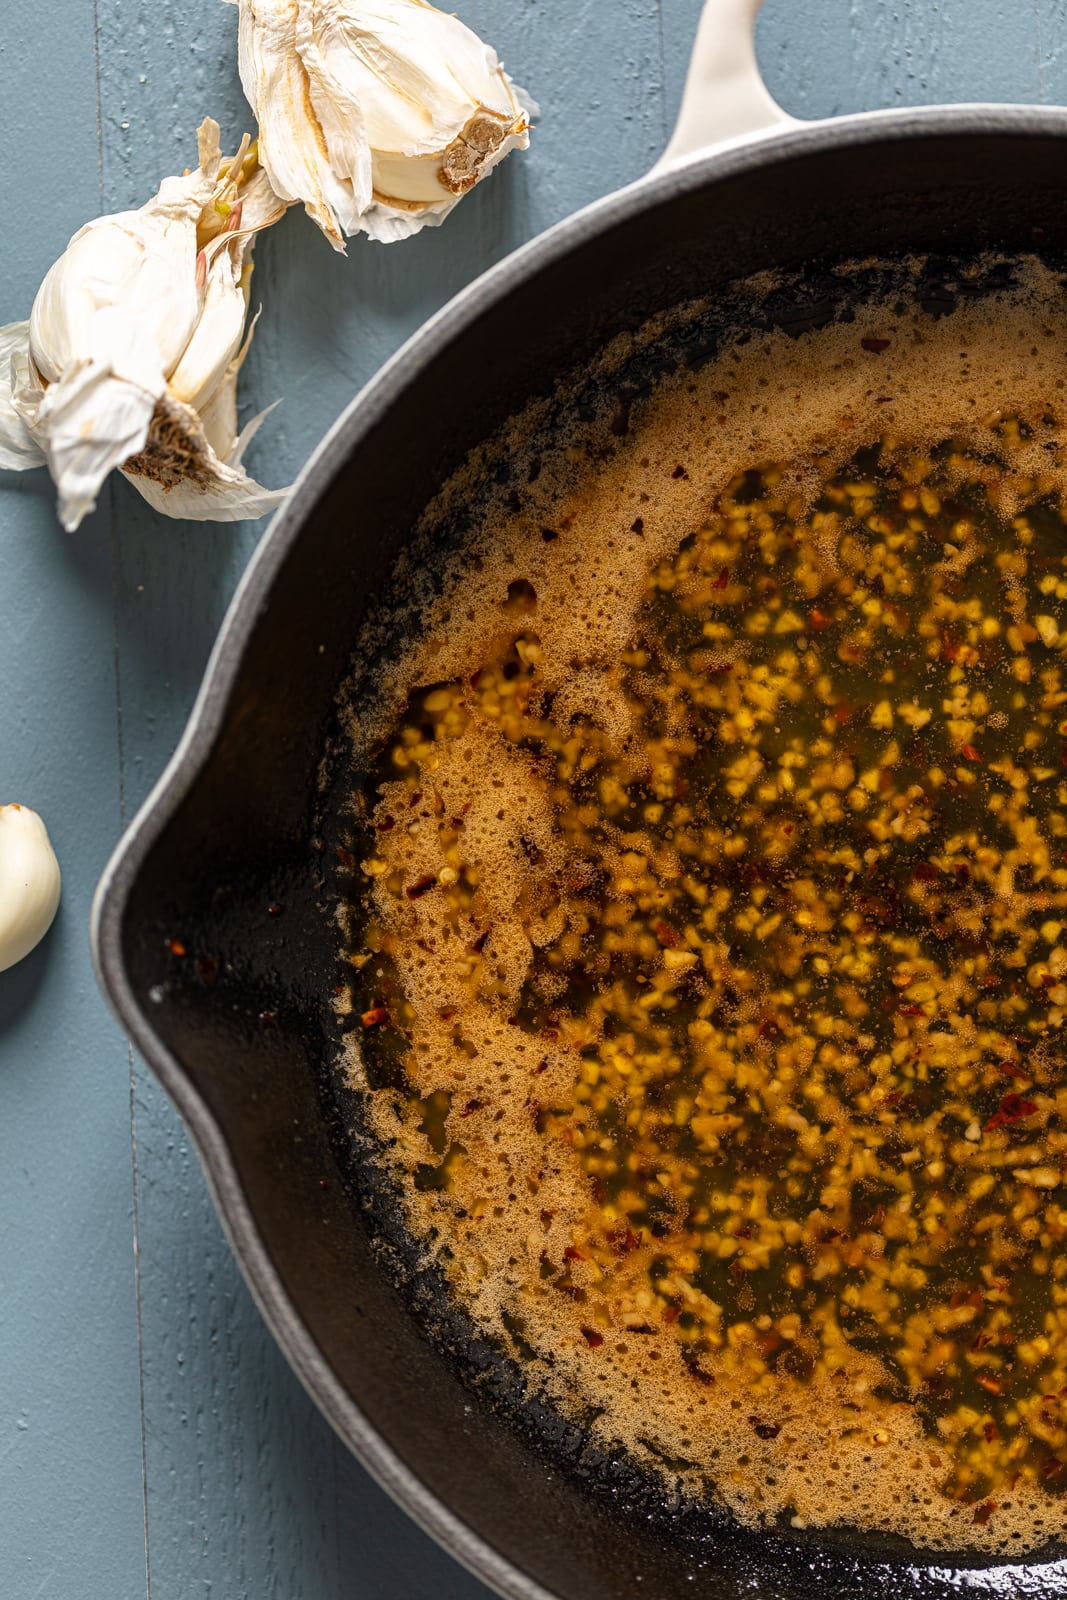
[[228, 0, 533, 248], [0, 120, 289, 530], [0, 324, 46, 471], [0, 804, 61, 974]]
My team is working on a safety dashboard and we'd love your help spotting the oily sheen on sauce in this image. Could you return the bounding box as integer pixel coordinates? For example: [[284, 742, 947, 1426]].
[[343, 260, 1067, 1554]]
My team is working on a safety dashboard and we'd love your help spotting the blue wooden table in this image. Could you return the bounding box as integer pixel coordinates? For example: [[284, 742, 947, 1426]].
[[3, 2, 1065, 1595]]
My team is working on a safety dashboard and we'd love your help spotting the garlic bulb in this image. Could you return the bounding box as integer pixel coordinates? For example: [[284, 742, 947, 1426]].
[[0, 804, 61, 974], [0, 119, 288, 531], [227, 0, 534, 248]]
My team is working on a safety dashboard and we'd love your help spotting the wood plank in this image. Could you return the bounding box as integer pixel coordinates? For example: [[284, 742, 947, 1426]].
[[91, 3, 340, 1595], [758, 0, 1040, 118], [1038, 0, 1067, 103], [0, 2, 149, 1598]]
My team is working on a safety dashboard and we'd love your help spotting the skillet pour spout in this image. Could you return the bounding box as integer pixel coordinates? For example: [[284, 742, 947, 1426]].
[[93, 3, 1067, 1595]]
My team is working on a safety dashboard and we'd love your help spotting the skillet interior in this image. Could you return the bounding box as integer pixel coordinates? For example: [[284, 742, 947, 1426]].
[[97, 116, 1067, 1599]]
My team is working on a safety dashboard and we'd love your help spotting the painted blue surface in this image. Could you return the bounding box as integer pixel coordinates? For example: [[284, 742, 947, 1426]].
[[1, 2, 1064, 1596]]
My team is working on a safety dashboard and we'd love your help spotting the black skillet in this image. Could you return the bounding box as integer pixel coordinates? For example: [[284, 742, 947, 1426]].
[[92, 0, 1067, 1593]]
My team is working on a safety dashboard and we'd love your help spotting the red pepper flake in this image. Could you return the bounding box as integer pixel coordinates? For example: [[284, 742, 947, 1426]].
[[960, 744, 983, 763], [653, 920, 680, 948], [997, 1061, 1024, 1078], [832, 702, 853, 725], [405, 874, 437, 899], [564, 1245, 587, 1262], [611, 1225, 640, 1255], [166, 938, 186, 957], [581, 1327, 604, 1348], [899, 1003, 926, 1017], [982, 1420, 999, 1443], [861, 336, 891, 353], [319, 1178, 330, 1192], [671, 464, 689, 480], [985, 1093, 1038, 1131], [361, 1006, 390, 1028], [749, 1417, 782, 1441], [972, 1501, 996, 1526], [714, 567, 730, 590], [782, 822, 795, 837], [259, 1010, 276, 1023], [267, 902, 283, 917], [335, 846, 355, 869], [976, 1375, 1003, 1397], [662, 1304, 680, 1325], [913, 862, 941, 882], [809, 607, 834, 630]]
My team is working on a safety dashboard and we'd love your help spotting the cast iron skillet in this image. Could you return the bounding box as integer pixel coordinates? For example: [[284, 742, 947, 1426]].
[[93, 1, 1067, 1594]]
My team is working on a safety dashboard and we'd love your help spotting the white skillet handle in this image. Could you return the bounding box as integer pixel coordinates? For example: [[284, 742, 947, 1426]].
[[654, 0, 798, 174]]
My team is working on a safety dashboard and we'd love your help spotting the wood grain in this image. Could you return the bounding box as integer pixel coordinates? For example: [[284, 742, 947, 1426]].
[[0, 2, 1060, 1597], [0, 2, 148, 1597]]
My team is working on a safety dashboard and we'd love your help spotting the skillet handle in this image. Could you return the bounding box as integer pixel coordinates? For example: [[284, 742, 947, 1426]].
[[654, 0, 797, 173]]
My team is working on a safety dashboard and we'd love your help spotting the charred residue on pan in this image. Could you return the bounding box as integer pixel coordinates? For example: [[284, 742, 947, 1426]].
[[319, 251, 1067, 1578]]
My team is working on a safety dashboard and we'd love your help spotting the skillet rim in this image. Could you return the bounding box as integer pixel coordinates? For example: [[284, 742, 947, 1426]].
[[91, 102, 1067, 1600]]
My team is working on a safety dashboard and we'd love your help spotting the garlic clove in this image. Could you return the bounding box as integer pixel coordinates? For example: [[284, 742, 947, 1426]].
[[166, 242, 248, 415], [0, 804, 62, 974], [302, 0, 527, 203], [29, 212, 202, 390], [228, 0, 533, 248], [1, 118, 288, 529], [234, 0, 357, 250]]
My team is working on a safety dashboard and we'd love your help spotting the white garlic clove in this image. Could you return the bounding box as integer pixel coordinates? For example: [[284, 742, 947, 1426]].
[[0, 118, 288, 529], [228, 0, 533, 249], [0, 804, 62, 974]]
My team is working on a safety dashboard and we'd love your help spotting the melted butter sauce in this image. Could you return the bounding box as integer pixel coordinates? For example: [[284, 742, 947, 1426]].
[[342, 267, 1067, 1551]]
